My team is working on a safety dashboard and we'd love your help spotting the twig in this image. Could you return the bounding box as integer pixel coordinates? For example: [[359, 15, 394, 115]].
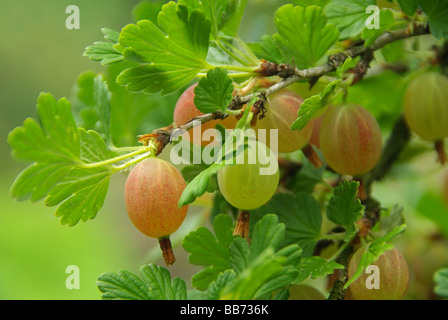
[[327, 245, 353, 300]]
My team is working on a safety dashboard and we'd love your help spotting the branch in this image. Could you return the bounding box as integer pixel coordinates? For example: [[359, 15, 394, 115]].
[[245, 24, 430, 103], [138, 25, 429, 154], [327, 244, 353, 300]]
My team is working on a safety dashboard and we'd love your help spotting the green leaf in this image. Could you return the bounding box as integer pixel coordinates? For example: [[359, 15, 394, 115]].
[[291, 79, 341, 131], [7, 92, 128, 226], [177, 126, 254, 207], [44, 129, 111, 226], [434, 268, 448, 298], [325, 0, 376, 39], [139, 264, 187, 300], [378, 204, 405, 234], [181, 163, 211, 183], [178, 163, 225, 207], [396, 0, 419, 16], [344, 223, 407, 288], [295, 256, 344, 283], [219, 0, 249, 37], [249, 214, 285, 261], [326, 180, 364, 241], [207, 270, 237, 300], [292, 0, 329, 7], [97, 263, 187, 300], [182, 214, 234, 290], [419, 0, 448, 39], [251, 193, 322, 257], [106, 61, 179, 147], [132, 0, 166, 23], [83, 28, 124, 65], [218, 214, 303, 299], [180, 0, 248, 38], [9, 93, 79, 163], [361, 9, 398, 46], [72, 72, 112, 145], [287, 150, 325, 194], [117, 3, 210, 95], [97, 269, 152, 300], [335, 56, 360, 79], [248, 35, 284, 65], [221, 248, 298, 300], [194, 68, 234, 113], [273, 4, 339, 69], [229, 237, 251, 273]]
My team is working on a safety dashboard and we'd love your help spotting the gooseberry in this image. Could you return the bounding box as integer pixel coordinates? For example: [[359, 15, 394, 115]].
[[319, 104, 383, 176], [403, 72, 448, 141], [254, 89, 313, 153], [125, 157, 188, 265], [347, 247, 410, 300], [217, 140, 279, 210]]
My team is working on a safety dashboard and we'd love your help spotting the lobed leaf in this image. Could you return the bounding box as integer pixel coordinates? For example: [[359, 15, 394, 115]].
[[396, 0, 419, 16], [194, 68, 234, 113], [295, 256, 344, 283], [419, 0, 448, 39], [434, 268, 448, 298], [273, 4, 339, 69], [324, 0, 376, 39], [291, 79, 341, 131], [83, 28, 124, 65], [97, 263, 187, 300], [182, 214, 234, 290], [117, 3, 210, 95], [326, 180, 364, 241], [251, 193, 322, 257], [8, 92, 117, 226]]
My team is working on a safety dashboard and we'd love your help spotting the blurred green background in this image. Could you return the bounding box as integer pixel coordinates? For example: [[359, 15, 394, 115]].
[[1, 0, 447, 300]]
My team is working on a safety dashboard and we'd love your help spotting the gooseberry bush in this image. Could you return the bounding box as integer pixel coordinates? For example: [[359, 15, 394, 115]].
[[7, 0, 448, 302]]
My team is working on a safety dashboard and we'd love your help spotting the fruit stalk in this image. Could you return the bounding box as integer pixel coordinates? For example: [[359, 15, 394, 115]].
[[435, 140, 447, 164], [233, 211, 251, 242], [159, 237, 176, 266]]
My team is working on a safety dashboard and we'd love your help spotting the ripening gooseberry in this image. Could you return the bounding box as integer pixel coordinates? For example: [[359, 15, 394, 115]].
[[403, 72, 448, 141], [217, 139, 279, 210], [125, 157, 188, 265], [347, 247, 410, 300], [173, 83, 237, 146], [254, 89, 313, 153], [319, 104, 383, 176]]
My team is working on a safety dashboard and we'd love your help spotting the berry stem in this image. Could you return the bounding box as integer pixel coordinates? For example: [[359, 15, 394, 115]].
[[435, 140, 447, 164], [159, 237, 175, 266], [302, 144, 322, 169], [233, 211, 250, 242]]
